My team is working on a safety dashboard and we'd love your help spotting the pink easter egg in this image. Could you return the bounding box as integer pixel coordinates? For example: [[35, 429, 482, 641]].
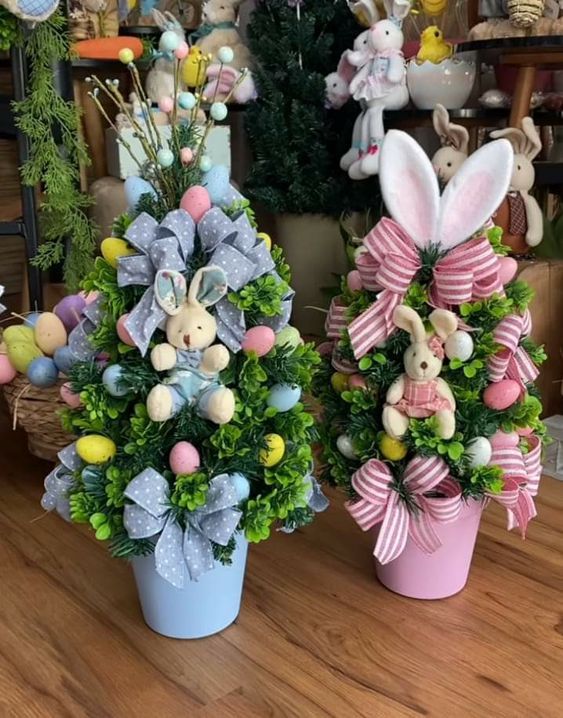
[[79, 290, 99, 306], [158, 96, 174, 113], [116, 314, 136, 347], [0, 354, 17, 384], [317, 341, 334, 357], [348, 374, 367, 390], [175, 41, 189, 60], [241, 326, 276, 357], [347, 270, 363, 292], [483, 379, 521, 411], [180, 147, 194, 165], [60, 382, 82, 408], [489, 430, 519, 449], [498, 256, 518, 285], [517, 426, 534, 436], [169, 441, 200, 475], [180, 185, 212, 222]]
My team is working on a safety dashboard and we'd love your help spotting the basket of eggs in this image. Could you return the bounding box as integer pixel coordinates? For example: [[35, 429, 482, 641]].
[[0, 294, 89, 462]]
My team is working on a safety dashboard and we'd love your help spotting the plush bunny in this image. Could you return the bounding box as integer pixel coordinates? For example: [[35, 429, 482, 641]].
[[193, 0, 252, 72], [345, 0, 411, 179], [145, 10, 186, 104], [490, 117, 543, 254], [382, 306, 458, 440], [146, 266, 236, 425], [431, 104, 469, 185]]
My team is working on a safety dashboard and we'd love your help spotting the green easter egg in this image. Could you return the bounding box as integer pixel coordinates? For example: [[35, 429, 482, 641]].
[[4, 325, 44, 373]]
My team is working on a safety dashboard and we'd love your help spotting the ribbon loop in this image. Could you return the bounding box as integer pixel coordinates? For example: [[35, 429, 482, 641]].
[[488, 314, 539, 388]]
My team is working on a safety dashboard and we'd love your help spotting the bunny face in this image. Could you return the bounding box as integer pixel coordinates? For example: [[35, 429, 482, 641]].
[[154, 266, 228, 351], [509, 154, 535, 192], [325, 72, 350, 109], [202, 0, 239, 24], [368, 20, 403, 52], [403, 340, 443, 381], [432, 146, 466, 184]]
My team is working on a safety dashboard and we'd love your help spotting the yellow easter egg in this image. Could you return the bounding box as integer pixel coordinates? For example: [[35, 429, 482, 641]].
[[3, 325, 44, 373], [101, 238, 136, 269], [331, 372, 349, 394], [379, 434, 408, 461], [257, 232, 272, 251], [76, 435, 117, 465], [34, 312, 67, 355], [260, 433, 285, 467]]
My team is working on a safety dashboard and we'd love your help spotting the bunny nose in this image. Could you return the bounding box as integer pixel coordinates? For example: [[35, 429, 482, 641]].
[[420, 361, 428, 370], [183, 334, 191, 348]]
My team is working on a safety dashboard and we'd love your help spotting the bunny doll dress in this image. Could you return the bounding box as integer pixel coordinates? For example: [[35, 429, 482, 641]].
[[352, 49, 403, 102], [395, 377, 453, 419]]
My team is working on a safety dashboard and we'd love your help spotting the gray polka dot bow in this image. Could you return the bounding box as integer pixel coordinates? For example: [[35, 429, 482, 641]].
[[40, 442, 83, 521], [68, 293, 105, 361], [279, 474, 330, 534], [123, 469, 242, 587]]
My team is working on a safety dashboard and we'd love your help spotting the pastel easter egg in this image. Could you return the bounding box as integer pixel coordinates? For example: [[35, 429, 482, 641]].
[[231, 472, 250, 501], [348, 374, 367, 390], [489, 430, 519, 449], [175, 41, 189, 60], [331, 372, 349, 394], [202, 165, 230, 205], [517, 426, 534, 437], [0, 354, 16, 384], [379, 433, 407, 461], [24, 312, 42, 328], [34, 312, 67, 355], [76, 435, 117, 465], [116, 314, 136, 346], [158, 96, 174, 113], [54, 294, 86, 331], [260, 433, 285, 467], [317, 341, 334, 357], [3, 325, 43, 373], [180, 147, 194, 165], [178, 92, 196, 110], [498, 256, 518, 285], [199, 155, 213, 172], [79, 290, 98, 305], [180, 185, 212, 223], [27, 357, 59, 388], [53, 346, 77, 375], [118, 48, 134, 65], [347, 270, 363, 292], [102, 364, 127, 397], [169, 441, 200, 475], [337, 434, 357, 460], [210, 102, 228, 121], [160, 30, 180, 52], [157, 148, 174, 168], [483, 379, 521, 411], [217, 46, 234, 64], [274, 326, 301, 352], [124, 176, 157, 210], [445, 331, 474, 362], [242, 326, 276, 357], [101, 237, 136, 269], [466, 437, 492, 468], [60, 382, 82, 408], [267, 384, 301, 412], [257, 232, 272, 251]]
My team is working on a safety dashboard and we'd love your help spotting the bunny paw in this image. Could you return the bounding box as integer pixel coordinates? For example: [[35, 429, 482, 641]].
[[382, 406, 409, 440], [147, 385, 174, 423], [341, 147, 361, 171], [359, 144, 381, 176], [348, 158, 369, 180], [205, 387, 235, 425]]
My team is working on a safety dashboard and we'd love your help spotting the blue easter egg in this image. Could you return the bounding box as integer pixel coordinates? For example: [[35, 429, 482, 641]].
[[157, 148, 174, 168], [217, 46, 234, 64], [24, 312, 42, 328], [202, 164, 230, 205], [231, 473, 250, 502], [27, 357, 59, 388], [210, 102, 228, 121], [160, 30, 180, 53], [178, 92, 196, 110], [124, 176, 157, 211], [199, 155, 213, 172], [53, 346, 77, 375], [102, 364, 127, 397], [267, 384, 302, 413]]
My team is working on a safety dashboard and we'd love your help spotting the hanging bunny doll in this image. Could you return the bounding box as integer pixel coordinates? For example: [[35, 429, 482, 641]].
[[147, 266, 236, 425], [345, 0, 410, 179], [431, 104, 470, 186]]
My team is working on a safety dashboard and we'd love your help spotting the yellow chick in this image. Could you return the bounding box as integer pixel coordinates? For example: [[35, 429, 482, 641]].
[[181, 46, 207, 89], [416, 26, 453, 64]]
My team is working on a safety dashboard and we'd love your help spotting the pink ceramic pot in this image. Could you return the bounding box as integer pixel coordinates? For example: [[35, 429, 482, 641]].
[[374, 499, 484, 600]]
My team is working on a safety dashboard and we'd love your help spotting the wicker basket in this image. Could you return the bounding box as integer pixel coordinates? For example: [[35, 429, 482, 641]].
[[507, 0, 545, 28], [3, 375, 73, 462]]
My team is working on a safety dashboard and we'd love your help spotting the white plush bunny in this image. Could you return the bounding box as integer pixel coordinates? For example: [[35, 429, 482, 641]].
[[147, 266, 235, 425], [145, 10, 186, 104], [431, 104, 469, 185], [345, 0, 411, 179], [382, 306, 458, 440], [195, 0, 252, 71], [490, 117, 543, 253]]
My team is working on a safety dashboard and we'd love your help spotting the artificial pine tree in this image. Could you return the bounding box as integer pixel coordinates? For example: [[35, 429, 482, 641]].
[[245, 0, 380, 216]]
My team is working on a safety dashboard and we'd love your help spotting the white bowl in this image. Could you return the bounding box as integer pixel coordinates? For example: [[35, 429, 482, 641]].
[[407, 58, 476, 110]]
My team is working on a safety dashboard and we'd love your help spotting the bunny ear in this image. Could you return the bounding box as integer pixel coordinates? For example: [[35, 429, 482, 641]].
[[435, 138, 513, 251], [155, 270, 188, 316], [432, 104, 450, 141], [188, 267, 228, 307], [337, 51, 356, 85], [393, 305, 426, 343], [428, 309, 458, 340], [521, 117, 541, 160], [379, 130, 440, 249]]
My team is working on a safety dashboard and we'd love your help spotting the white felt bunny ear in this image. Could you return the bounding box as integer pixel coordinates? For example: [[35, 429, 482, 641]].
[[379, 130, 440, 249], [435, 139, 513, 251]]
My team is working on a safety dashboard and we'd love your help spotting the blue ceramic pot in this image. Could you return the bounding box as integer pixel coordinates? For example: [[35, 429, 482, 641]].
[[132, 533, 248, 639]]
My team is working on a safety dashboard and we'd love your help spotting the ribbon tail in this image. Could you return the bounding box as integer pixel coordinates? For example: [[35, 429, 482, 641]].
[[409, 507, 442, 555], [348, 289, 399, 360], [183, 526, 215, 581], [374, 495, 409, 565], [124, 289, 166, 356], [155, 518, 186, 589]]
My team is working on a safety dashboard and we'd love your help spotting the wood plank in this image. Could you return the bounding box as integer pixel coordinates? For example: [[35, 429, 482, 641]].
[[0, 405, 561, 717]]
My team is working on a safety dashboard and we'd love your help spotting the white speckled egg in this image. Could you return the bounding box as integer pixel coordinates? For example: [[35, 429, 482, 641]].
[[445, 331, 474, 362], [336, 434, 357, 460], [466, 437, 492, 468], [267, 384, 302, 412]]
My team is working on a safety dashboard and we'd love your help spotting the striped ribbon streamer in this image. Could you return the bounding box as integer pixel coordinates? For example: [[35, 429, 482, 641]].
[[488, 314, 539, 388], [348, 218, 503, 359], [325, 298, 348, 339], [346, 456, 462, 564]]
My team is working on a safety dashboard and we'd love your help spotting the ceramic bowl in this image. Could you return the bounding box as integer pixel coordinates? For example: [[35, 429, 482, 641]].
[[407, 58, 476, 110]]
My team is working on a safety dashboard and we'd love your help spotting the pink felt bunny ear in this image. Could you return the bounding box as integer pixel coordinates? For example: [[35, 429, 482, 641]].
[[435, 139, 513, 251], [379, 130, 440, 249]]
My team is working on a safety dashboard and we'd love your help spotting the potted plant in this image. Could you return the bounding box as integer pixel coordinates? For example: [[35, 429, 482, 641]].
[[40, 41, 327, 638], [315, 129, 546, 599]]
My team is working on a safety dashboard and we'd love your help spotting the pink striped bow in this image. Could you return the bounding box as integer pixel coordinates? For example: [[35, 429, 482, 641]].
[[348, 218, 503, 359], [325, 297, 348, 340], [488, 314, 539, 391], [346, 455, 463, 564], [488, 435, 542, 536]]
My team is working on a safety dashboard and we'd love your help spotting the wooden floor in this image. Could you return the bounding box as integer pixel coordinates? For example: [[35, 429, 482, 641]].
[[0, 409, 562, 718]]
